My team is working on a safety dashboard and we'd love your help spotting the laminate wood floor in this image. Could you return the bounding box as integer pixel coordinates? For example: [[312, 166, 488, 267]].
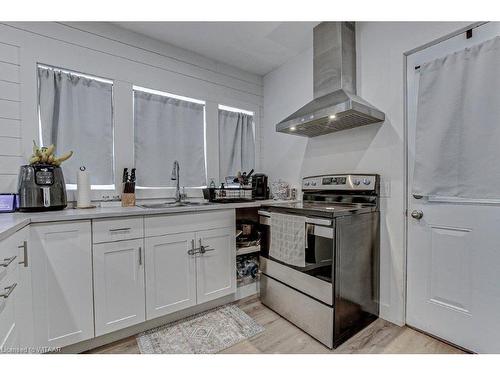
[[86, 296, 465, 354]]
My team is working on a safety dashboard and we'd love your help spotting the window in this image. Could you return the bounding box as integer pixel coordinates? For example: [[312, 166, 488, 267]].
[[37, 65, 114, 188], [218, 105, 255, 179], [133, 87, 206, 188]]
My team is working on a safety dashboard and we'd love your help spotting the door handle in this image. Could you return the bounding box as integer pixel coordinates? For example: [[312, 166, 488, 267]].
[[198, 238, 214, 254], [18, 241, 28, 267], [138, 246, 142, 265], [188, 239, 200, 255], [411, 210, 424, 220]]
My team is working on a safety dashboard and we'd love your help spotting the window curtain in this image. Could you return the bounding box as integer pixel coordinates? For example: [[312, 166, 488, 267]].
[[218, 109, 255, 179], [413, 36, 500, 199], [38, 67, 114, 185], [134, 91, 206, 187]]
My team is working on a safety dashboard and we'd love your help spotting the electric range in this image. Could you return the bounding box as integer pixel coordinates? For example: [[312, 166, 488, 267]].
[[258, 173, 380, 349]]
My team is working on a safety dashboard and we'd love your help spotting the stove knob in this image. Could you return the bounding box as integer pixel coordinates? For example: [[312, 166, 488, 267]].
[[311, 181, 317, 186], [362, 178, 371, 185], [353, 179, 360, 186], [304, 182, 310, 186]]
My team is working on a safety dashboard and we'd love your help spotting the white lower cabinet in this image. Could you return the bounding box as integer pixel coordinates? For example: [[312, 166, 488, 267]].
[[14, 227, 34, 349], [0, 261, 18, 353], [0, 232, 20, 352], [30, 221, 94, 349], [145, 233, 196, 320], [144, 219, 236, 318], [0, 285, 18, 352], [93, 239, 145, 336], [195, 227, 236, 304], [0, 227, 32, 353], [3, 210, 236, 351]]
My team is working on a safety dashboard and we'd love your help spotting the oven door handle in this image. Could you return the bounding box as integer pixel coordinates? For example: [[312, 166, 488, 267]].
[[257, 210, 270, 217], [259, 212, 332, 227], [305, 223, 314, 248]]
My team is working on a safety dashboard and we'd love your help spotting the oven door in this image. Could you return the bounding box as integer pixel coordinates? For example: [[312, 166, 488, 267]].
[[258, 210, 334, 305]]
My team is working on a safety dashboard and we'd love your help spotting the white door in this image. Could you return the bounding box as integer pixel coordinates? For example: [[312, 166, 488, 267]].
[[145, 232, 196, 320], [406, 22, 500, 353], [195, 227, 235, 304], [30, 221, 94, 349], [93, 239, 145, 336]]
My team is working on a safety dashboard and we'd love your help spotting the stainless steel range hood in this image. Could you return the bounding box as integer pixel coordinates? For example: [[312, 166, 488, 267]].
[[276, 22, 385, 137]]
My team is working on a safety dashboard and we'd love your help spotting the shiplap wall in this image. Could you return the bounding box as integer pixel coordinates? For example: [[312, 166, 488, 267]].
[[0, 41, 22, 192], [0, 22, 264, 196]]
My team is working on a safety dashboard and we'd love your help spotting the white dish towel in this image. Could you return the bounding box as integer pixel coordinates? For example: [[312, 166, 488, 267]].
[[269, 212, 306, 267]]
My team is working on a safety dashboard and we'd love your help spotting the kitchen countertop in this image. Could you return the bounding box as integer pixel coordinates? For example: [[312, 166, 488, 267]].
[[0, 199, 290, 241]]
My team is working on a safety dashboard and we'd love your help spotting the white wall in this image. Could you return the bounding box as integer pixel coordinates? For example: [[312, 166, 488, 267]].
[[0, 22, 263, 198], [262, 21, 471, 325]]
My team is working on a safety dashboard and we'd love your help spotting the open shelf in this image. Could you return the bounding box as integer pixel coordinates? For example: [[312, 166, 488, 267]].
[[236, 245, 260, 256]]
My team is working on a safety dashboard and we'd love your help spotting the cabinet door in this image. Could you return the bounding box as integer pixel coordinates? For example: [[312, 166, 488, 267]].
[[30, 221, 94, 349], [145, 233, 196, 319], [0, 294, 18, 353], [0, 267, 18, 353], [195, 227, 236, 304], [14, 227, 35, 348], [93, 239, 145, 336]]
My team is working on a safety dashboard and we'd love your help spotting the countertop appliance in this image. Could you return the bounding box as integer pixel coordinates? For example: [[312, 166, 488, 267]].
[[17, 164, 68, 211], [258, 173, 380, 348], [276, 22, 385, 137], [251, 173, 269, 200]]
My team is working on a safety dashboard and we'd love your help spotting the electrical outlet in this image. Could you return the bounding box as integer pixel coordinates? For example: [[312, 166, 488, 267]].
[[380, 177, 391, 198]]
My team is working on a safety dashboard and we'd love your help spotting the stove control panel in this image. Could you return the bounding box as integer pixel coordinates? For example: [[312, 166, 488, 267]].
[[302, 174, 377, 191]]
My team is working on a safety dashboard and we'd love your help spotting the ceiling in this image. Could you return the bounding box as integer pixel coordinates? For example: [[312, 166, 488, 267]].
[[113, 22, 319, 76]]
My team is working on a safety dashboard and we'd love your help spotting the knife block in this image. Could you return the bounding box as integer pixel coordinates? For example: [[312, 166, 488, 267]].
[[121, 193, 136, 207]]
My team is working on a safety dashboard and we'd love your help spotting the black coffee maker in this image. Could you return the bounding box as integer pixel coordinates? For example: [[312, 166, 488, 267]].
[[251, 173, 269, 200]]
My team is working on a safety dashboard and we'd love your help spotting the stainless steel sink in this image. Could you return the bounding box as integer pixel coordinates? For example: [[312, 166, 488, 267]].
[[138, 201, 211, 209]]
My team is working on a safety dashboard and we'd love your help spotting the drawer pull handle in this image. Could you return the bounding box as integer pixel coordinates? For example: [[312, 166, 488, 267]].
[[18, 241, 28, 267], [0, 256, 16, 268], [0, 283, 17, 299], [109, 227, 132, 232]]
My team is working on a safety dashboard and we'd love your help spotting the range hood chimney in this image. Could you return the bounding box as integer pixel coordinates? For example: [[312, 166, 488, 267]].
[[276, 22, 385, 137]]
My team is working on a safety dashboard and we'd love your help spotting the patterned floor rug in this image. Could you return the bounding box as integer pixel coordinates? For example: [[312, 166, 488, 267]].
[[136, 304, 265, 354]]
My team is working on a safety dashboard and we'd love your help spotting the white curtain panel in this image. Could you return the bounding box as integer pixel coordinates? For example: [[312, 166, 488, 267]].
[[134, 91, 206, 187], [38, 67, 114, 185], [218, 109, 255, 179], [413, 36, 500, 199]]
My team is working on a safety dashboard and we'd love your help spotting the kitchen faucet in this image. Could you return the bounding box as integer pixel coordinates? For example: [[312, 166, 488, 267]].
[[171, 160, 181, 202]]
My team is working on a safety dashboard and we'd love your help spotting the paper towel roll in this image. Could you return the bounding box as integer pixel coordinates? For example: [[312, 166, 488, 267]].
[[77, 166, 91, 208]]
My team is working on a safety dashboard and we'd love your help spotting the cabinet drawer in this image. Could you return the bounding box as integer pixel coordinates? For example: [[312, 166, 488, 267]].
[[93, 217, 144, 243], [145, 209, 235, 237]]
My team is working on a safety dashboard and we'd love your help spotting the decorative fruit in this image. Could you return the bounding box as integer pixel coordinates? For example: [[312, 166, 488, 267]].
[[29, 140, 73, 167]]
